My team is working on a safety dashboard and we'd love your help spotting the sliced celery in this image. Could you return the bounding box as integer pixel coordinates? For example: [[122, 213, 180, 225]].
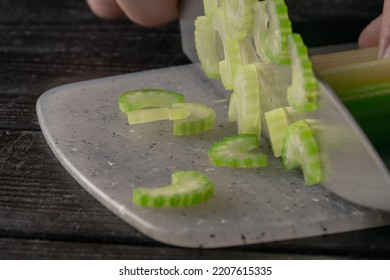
[[212, 7, 228, 43], [203, 0, 221, 18], [132, 171, 215, 207], [208, 134, 268, 168], [219, 37, 242, 90], [118, 89, 185, 113], [264, 107, 290, 158], [282, 120, 322, 186], [172, 102, 216, 136], [223, 0, 257, 40], [287, 34, 319, 113], [195, 16, 221, 78], [253, 0, 292, 64], [212, 8, 242, 90], [229, 63, 262, 138], [127, 107, 190, 124], [252, 1, 268, 61]]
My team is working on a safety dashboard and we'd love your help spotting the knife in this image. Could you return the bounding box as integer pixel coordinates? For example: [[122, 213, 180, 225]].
[[179, 0, 390, 212]]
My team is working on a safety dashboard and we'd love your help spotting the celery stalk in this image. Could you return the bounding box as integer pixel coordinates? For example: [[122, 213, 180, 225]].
[[311, 47, 379, 72], [316, 57, 390, 91]]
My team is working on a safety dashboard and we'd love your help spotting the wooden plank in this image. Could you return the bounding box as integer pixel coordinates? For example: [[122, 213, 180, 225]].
[[285, 0, 382, 22], [0, 237, 342, 260], [0, 130, 154, 245], [0, 94, 40, 131], [0, 13, 189, 130], [0, 21, 189, 96]]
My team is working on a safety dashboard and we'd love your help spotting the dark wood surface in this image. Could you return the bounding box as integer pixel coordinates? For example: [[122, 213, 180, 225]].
[[1, 0, 389, 260]]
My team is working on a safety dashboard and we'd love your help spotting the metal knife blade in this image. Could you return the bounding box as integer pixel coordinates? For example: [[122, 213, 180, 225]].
[[179, 0, 390, 211]]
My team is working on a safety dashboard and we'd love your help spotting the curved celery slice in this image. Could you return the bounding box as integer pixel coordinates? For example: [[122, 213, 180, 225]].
[[212, 8, 242, 90], [172, 102, 216, 136], [218, 37, 242, 90], [252, 1, 268, 57], [253, 0, 292, 64], [282, 120, 322, 186], [212, 7, 228, 43], [228, 64, 261, 138], [222, 0, 257, 40], [264, 107, 289, 158], [118, 89, 185, 113], [287, 34, 319, 112], [195, 16, 221, 78], [203, 0, 221, 18], [127, 107, 190, 124], [132, 171, 215, 207], [208, 134, 267, 168]]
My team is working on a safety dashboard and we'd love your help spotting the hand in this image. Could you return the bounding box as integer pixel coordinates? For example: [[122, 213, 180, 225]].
[[86, 0, 179, 27], [359, 0, 390, 58]]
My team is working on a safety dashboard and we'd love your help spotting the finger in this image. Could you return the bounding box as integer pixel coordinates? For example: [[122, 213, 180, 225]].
[[86, 0, 125, 19], [358, 15, 382, 49], [379, 0, 390, 58], [115, 0, 179, 27]]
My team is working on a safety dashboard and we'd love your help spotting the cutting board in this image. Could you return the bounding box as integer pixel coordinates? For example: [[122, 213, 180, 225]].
[[36, 64, 390, 248]]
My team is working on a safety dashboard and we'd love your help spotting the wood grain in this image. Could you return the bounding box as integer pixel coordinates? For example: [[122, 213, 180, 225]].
[[0, 131, 155, 245], [0, 237, 346, 260]]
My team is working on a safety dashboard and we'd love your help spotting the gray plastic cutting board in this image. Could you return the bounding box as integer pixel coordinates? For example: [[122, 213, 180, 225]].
[[36, 64, 390, 248]]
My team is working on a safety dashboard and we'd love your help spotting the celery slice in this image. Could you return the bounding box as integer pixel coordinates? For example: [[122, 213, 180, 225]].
[[172, 102, 216, 136], [203, 0, 221, 18], [282, 120, 322, 186], [252, 1, 268, 60], [127, 107, 190, 124], [195, 16, 221, 78], [209, 134, 268, 168], [212, 8, 242, 90], [264, 107, 289, 158], [132, 171, 215, 207], [212, 7, 228, 43], [287, 34, 319, 112], [253, 0, 292, 64], [223, 0, 257, 40], [219, 37, 242, 90], [229, 64, 262, 138], [124, 100, 214, 136], [118, 89, 185, 113]]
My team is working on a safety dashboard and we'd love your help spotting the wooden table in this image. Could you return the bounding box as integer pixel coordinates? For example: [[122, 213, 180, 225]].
[[1, 0, 389, 259]]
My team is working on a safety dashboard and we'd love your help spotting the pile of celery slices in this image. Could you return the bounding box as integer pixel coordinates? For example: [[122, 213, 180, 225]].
[[196, 0, 322, 185], [119, 0, 326, 208]]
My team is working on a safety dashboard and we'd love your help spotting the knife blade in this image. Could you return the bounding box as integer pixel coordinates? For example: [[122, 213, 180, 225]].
[[179, 0, 390, 211]]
